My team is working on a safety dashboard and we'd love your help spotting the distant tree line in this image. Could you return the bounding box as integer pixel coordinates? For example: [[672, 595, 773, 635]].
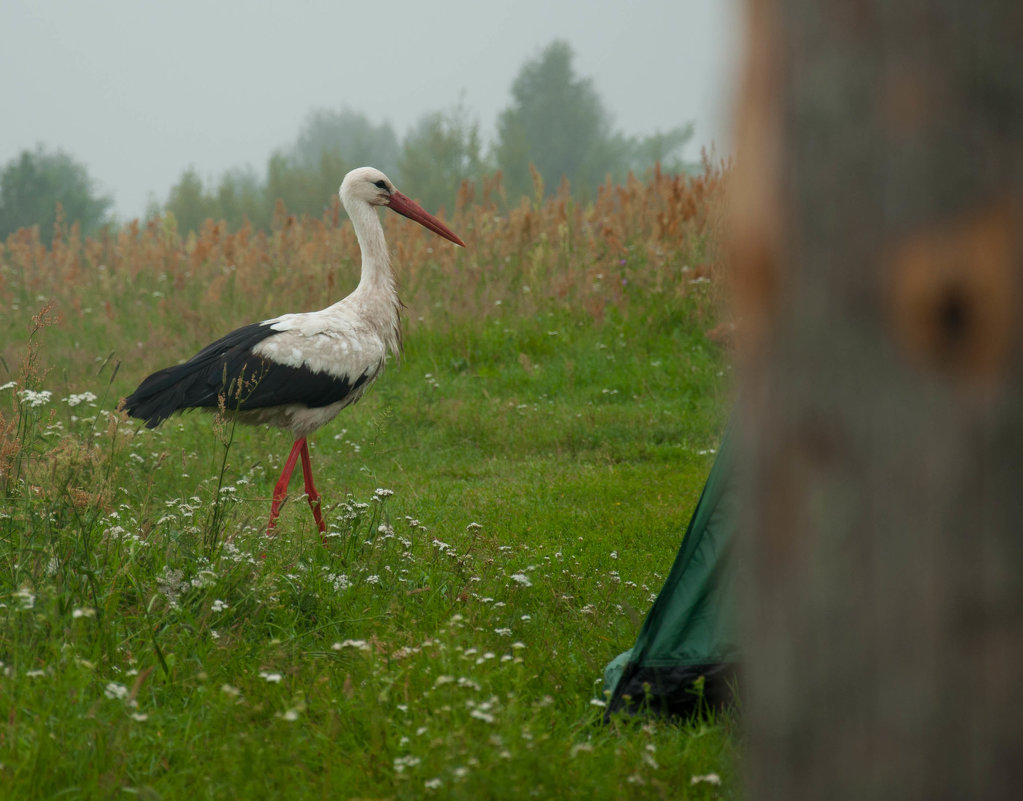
[[0, 40, 695, 239], [0, 146, 112, 240]]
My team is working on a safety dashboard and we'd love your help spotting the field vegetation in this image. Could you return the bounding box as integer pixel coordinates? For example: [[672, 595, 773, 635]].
[[0, 165, 736, 799]]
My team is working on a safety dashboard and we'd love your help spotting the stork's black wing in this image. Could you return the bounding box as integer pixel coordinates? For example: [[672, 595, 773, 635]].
[[123, 322, 370, 428]]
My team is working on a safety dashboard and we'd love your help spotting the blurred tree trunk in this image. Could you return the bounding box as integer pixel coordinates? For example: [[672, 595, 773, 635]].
[[731, 1, 1023, 799]]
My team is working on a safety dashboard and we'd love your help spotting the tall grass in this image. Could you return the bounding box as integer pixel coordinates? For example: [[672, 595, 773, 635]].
[[0, 166, 736, 799], [1, 165, 724, 381]]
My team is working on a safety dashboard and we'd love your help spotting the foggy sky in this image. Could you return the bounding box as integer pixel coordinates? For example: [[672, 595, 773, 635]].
[[1, 0, 740, 219]]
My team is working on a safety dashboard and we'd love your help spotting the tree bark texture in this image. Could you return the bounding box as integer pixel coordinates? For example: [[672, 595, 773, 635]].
[[731, 1, 1023, 799]]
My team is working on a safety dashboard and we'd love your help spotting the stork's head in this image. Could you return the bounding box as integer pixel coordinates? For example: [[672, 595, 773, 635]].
[[340, 167, 465, 247]]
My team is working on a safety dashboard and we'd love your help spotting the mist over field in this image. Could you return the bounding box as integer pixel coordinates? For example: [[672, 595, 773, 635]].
[[1, 0, 739, 223]]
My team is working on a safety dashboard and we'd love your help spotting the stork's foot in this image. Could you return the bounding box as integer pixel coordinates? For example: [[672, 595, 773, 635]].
[[266, 490, 288, 536]]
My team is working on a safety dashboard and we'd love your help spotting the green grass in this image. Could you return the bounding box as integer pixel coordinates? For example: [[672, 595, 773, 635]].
[[1, 281, 736, 799]]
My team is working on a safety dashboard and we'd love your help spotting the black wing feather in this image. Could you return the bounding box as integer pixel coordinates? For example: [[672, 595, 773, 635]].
[[124, 322, 370, 428]]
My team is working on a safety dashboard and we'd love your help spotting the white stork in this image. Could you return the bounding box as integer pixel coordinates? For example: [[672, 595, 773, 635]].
[[124, 167, 465, 536]]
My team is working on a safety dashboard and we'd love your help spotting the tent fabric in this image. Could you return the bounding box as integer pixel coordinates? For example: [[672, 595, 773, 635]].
[[603, 423, 740, 719]]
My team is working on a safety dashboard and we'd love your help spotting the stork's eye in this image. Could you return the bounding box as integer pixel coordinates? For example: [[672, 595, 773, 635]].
[[373, 180, 388, 190]]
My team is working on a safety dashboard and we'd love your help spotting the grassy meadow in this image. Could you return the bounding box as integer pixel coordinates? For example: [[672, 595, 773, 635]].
[[0, 168, 737, 799]]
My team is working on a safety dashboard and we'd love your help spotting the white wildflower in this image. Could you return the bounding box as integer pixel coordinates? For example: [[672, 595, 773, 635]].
[[326, 573, 351, 591], [14, 587, 35, 610], [470, 708, 495, 723], [72, 607, 96, 619], [393, 755, 421, 773], [104, 682, 129, 700], [691, 774, 722, 786], [156, 567, 185, 609], [18, 389, 52, 407], [211, 599, 229, 613], [509, 573, 532, 587], [65, 391, 98, 407], [259, 671, 283, 683], [190, 571, 216, 590], [332, 639, 370, 651]]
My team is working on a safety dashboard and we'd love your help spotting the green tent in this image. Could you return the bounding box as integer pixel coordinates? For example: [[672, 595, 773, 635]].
[[603, 423, 740, 718]]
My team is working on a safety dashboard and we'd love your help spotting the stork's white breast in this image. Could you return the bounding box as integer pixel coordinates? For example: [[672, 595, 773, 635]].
[[255, 312, 387, 378]]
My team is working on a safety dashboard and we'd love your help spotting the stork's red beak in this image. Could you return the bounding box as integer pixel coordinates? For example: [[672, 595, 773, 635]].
[[387, 191, 466, 248]]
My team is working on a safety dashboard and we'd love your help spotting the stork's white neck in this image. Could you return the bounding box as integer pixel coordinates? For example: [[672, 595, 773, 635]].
[[339, 195, 402, 359], [347, 200, 395, 295]]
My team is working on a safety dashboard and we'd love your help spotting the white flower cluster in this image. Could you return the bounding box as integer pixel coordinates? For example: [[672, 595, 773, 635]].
[[18, 389, 52, 407], [14, 587, 35, 610], [104, 682, 129, 700], [65, 391, 98, 407]]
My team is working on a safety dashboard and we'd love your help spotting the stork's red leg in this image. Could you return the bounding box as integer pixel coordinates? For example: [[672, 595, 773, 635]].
[[298, 439, 327, 537], [266, 438, 305, 536]]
